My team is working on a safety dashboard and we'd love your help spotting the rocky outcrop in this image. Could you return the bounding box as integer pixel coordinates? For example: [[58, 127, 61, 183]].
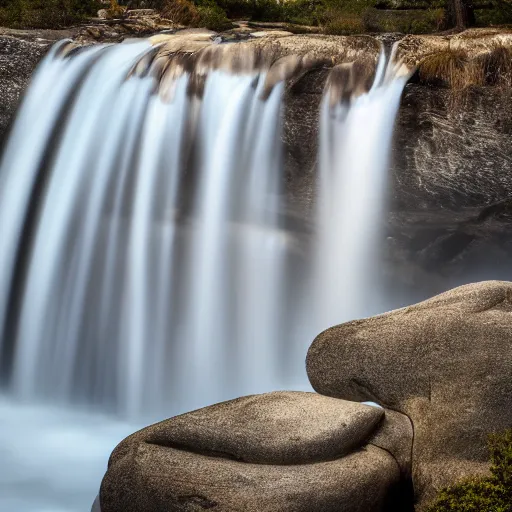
[[306, 280, 512, 508], [393, 85, 512, 210], [75, 9, 178, 44], [0, 33, 55, 145], [100, 391, 413, 512]]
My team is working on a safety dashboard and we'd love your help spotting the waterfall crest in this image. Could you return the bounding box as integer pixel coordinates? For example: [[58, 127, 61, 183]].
[[0, 38, 408, 419]]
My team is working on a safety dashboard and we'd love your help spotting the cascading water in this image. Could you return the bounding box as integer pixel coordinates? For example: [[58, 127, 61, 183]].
[[314, 53, 409, 330], [0, 35, 408, 511]]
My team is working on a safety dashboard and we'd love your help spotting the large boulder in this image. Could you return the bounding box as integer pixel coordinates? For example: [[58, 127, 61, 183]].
[[100, 391, 413, 512], [306, 280, 512, 508]]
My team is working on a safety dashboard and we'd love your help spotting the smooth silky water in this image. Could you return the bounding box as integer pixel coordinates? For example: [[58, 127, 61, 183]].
[[0, 39, 408, 510]]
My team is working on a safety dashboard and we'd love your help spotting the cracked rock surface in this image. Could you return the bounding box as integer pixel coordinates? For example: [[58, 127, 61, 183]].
[[307, 280, 512, 508]]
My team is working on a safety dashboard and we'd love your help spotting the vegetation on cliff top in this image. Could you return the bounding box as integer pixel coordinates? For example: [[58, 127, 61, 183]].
[[418, 43, 512, 89], [427, 429, 512, 512], [0, 0, 511, 34], [0, 0, 101, 28]]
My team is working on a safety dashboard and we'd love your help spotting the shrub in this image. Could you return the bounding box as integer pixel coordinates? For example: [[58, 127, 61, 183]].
[[426, 429, 512, 512], [475, 1, 512, 27], [322, 12, 365, 34], [161, 0, 201, 25], [362, 7, 446, 34], [0, 0, 101, 28], [488, 429, 512, 492], [195, 0, 232, 30], [213, 0, 253, 20], [159, 0, 231, 30]]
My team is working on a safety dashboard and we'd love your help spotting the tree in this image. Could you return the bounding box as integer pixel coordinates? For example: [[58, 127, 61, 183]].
[[448, 0, 475, 30]]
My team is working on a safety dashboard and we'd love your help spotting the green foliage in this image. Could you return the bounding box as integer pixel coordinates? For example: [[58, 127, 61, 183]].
[[474, 1, 512, 26], [158, 0, 232, 29], [489, 429, 512, 492], [322, 12, 366, 34], [362, 7, 446, 33], [195, 0, 232, 30], [0, 0, 101, 28], [282, 0, 324, 26], [427, 430, 512, 512], [2, 0, 509, 33]]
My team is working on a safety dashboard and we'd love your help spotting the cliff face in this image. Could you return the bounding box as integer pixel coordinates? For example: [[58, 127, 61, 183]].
[[394, 85, 512, 210], [0, 36, 46, 143], [0, 28, 77, 145]]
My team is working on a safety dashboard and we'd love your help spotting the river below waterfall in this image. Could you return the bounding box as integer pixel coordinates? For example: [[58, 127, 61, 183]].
[[0, 395, 138, 511]]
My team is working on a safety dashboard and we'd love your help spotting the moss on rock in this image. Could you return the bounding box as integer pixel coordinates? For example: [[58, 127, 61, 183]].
[[427, 430, 512, 512]]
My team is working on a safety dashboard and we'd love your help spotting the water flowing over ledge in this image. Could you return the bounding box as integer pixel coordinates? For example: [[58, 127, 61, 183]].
[[0, 37, 408, 422]]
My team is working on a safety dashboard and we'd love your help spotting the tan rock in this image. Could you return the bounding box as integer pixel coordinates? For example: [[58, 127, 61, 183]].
[[99, 392, 407, 512], [250, 30, 294, 38], [101, 443, 400, 512], [111, 392, 384, 465], [368, 409, 413, 478], [307, 280, 512, 507]]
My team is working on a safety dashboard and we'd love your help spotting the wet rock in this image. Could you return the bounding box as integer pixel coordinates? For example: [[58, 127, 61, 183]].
[[306, 280, 512, 507], [100, 391, 412, 512]]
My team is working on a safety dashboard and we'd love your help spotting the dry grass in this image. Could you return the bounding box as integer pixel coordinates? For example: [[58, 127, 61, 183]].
[[322, 13, 365, 35], [419, 49, 470, 89], [475, 43, 512, 87], [161, 0, 200, 25], [418, 43, 512, 90]]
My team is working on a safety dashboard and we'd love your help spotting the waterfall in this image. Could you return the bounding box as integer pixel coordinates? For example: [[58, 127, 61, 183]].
[[0, 38, 408, 422], [313, 52, 409, 329], [0, 36, 410, 512]]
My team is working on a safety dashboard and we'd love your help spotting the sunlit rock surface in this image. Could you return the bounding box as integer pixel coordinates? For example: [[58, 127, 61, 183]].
[[100, 392, 413, 512], [396, 29, 512, 68], [307, 280, 512, 508]]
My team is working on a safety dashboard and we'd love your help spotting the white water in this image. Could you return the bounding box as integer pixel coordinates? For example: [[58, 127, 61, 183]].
[[0, 40, 406, 510], [314, 55, 409, 329], [0, 395, 136, 512]]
